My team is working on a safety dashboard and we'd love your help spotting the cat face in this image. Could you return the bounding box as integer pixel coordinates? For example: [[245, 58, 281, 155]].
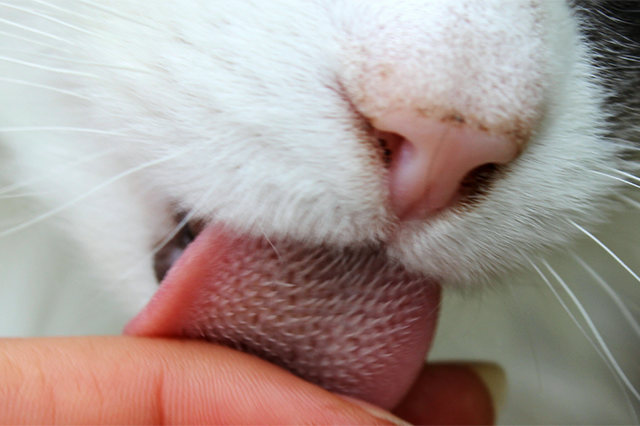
[[36, 0, 623, 284], [1, 0, 637, 413]]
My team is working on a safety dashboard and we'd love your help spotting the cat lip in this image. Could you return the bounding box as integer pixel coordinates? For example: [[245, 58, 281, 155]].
[[129, 221, 441, 410], [152, 216, 207, 283]]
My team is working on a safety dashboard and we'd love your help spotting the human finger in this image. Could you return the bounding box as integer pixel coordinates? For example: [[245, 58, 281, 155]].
[[393, 362, 506, 425], [0, 336, 403, 425]]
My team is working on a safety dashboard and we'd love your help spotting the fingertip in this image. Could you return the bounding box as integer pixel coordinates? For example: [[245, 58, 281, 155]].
[[392, 363, 501, 425]]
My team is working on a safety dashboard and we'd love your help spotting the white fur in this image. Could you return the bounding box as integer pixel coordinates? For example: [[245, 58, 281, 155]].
[[0, 0, 638, 423]]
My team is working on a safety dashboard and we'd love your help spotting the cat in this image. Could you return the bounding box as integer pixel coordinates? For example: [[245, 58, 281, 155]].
[[0, 0, 639, 423]]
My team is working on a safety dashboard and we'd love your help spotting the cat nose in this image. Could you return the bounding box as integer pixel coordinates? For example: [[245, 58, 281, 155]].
[[373, 111, 522, 219]]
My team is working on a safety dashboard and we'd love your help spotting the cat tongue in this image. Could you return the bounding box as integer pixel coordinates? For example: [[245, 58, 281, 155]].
[[125, 224, 440, 410]]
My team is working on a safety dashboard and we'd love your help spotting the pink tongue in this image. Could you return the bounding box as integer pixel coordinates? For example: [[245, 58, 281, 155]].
[[125, 224, 440, 410]]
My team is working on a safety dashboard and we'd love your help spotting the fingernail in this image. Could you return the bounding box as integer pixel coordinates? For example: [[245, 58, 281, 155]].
[[467, 362, 507, 412], [358, 404, 413, 426], [339, 395, 413, 426]]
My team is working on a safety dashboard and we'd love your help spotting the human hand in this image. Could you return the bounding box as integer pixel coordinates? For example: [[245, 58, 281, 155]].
[[0, 336, 502, 425]]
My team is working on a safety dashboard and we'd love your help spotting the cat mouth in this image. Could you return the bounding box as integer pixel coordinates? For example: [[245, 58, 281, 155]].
[[125, 218, 441, 410]]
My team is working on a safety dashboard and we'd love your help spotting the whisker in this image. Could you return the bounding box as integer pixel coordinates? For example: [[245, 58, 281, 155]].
[[527, 257, 639, 419], [74, 169, 213, 322], [258, 223, 286, 285], [541, 258, 640, 403], [0, 2, 101, 36], [0, 49, 157, 74], [0, 127, 121, 135], [598, 135, 640, 147], [111, 211, 198, 290], [0, 28, 74, 53], [590, 170, 640, 191], [571, 220, 640, 286], [607, 167, 640, 185], [0, 16, 77, 46], [0, 77, 88, 99], [67, 0, 162, 30], [570, 251, 640, 339], [0, 56, 101, 79], [528, 257, 600, 350], [0, 190, 53, 199], [0, 150, 188, 239], [620, 195, 640, 211], [137, 207, 205, 276], [27, 0, 119, 25], [0, 147, 116, 196]]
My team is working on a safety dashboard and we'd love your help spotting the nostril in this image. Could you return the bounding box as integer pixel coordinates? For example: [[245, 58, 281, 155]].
[[458, 162, 504, 206], [372, 111, 523, 220], [374, 130, 404, 167]]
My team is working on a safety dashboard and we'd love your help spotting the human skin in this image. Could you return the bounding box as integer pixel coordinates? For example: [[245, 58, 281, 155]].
[[0, 337, 495, 425]]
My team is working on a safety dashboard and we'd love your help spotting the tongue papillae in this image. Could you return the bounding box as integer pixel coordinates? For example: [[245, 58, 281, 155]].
[[125, 224, 441, 410]]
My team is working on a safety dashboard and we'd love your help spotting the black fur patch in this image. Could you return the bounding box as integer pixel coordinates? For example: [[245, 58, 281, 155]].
[[571, 1, 640, 145]]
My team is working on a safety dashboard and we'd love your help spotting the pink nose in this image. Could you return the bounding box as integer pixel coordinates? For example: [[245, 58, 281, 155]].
[[373, 112, 521, 220]]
